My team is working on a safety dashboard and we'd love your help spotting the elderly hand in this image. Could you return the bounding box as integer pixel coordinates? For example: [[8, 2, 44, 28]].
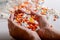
[[8, 19, 41, 40], [31, 11, 60, 40]]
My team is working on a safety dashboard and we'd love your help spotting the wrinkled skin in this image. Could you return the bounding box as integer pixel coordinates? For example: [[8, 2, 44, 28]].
[[8, 9, 60, 40], [31, 11, 60, 40], [8, 17, 41, 40]]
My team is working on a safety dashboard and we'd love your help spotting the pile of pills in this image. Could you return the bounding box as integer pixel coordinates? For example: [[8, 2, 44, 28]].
[[6, 0, 60, 31]]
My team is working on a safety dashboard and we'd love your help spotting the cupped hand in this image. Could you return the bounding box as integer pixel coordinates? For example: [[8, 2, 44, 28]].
[[8, 18, 41, 40], [31, 11, 60, 40]]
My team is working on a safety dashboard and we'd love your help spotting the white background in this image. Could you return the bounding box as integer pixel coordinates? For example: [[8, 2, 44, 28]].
[[43, 0, 60, 31], [44, 0, 60, 11], [0, 0, 60, 40]]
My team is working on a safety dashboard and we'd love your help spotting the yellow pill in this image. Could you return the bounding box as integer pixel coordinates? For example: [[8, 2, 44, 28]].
[[29, 17, 34, 23]]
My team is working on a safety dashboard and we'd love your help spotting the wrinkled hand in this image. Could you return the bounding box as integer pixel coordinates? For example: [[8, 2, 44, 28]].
[[31, 11, 60, 40], [8, 19, 41, 40]]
